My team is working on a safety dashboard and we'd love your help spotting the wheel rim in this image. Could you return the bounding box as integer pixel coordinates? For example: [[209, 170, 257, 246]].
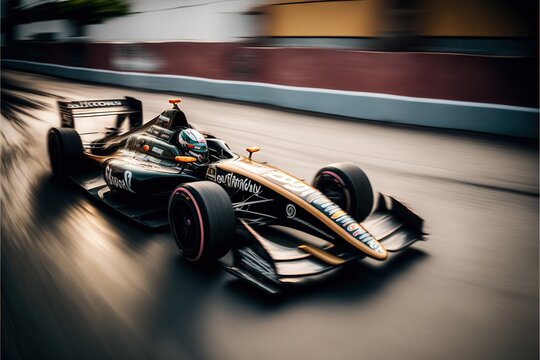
[[171, 197, 200, 253], [315, 172, 351, 212]]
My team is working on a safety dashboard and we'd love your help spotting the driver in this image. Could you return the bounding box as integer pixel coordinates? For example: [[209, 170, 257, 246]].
[[177, 128, 208, 163]]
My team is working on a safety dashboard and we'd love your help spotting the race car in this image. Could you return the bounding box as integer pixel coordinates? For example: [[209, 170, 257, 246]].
[[48, 97, 425, 293]]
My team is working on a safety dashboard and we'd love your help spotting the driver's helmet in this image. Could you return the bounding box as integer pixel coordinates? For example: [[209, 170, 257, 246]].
[[177, 129, 208, 162]]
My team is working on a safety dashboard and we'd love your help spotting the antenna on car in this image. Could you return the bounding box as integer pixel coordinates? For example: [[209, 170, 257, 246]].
[[168, 99, 182, 110]]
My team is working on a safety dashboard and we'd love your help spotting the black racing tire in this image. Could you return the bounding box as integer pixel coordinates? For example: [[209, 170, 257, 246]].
[[313, 162, 374, 222], [47, 127, 83, 178], [168, 181, 235, 263]]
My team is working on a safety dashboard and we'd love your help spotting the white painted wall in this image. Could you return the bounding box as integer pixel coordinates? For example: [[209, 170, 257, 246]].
[[17, 20, 74, 40], [16, 0, 266, 42]]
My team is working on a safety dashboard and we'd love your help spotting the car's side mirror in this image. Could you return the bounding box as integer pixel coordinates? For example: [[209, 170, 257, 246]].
[[246, 146, 260, 160], [175, 155, 197, 172], [175, 156, 197, 163]]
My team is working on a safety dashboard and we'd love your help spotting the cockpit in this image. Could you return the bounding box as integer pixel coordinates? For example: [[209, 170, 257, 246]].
[[123, 100, 236, 168]]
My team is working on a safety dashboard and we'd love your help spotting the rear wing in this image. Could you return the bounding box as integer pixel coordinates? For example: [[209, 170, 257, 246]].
[[58, 97, 143, 130]]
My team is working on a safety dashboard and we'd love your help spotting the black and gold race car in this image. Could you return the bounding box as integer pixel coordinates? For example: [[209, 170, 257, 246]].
[[48, 97, 425, 293]]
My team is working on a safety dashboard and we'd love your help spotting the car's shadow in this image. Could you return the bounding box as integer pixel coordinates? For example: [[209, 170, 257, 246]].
[[22, 174, 167, 258], [30, 172, 428, 305], [32, 172, 429, 303]]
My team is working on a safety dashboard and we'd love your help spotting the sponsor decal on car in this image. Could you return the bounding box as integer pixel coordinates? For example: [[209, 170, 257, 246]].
[[67, 100, 122, 109], [286, 204, 296, 219], [216, 173, 262, 194], [151, 146, 164, 155], [105, 163, 135, 193], [148, 156, 161, 164], [160, 133, 171, 141], [206, 166, 217, 181]]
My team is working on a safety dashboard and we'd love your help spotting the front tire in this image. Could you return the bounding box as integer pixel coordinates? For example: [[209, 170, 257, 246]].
[[168, 181, 235, 263], [47, 127, 83, 178], [313, 162, 374, 222]]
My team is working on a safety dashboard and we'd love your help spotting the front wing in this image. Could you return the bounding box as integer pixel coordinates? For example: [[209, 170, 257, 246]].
[[225, 194, 425, 294]]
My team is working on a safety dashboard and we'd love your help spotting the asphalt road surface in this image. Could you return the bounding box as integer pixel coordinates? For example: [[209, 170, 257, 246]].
[[2, 70, 538, 360]]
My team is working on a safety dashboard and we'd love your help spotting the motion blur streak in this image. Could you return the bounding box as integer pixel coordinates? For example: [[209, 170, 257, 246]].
[[1, 70, 538, 360]]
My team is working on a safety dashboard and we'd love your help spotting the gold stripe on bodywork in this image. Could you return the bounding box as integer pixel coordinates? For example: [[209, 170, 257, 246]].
[[298, 244, 345, 266], [218, 160, 388, 260]]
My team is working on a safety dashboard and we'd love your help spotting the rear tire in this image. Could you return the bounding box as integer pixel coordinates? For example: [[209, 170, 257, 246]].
[[313, 162, 374, 222], [168, 181, 235, 263], [47, 127, 83, 178]]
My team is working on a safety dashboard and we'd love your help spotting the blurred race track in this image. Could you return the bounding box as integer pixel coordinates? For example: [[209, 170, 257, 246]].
[[2, 70, 538, 360]]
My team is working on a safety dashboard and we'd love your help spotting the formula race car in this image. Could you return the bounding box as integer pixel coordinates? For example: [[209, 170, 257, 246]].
[[48, 97, 425, 293]]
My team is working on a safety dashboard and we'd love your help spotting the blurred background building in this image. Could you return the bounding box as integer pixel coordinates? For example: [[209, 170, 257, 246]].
[[262, 0, 538, 55], [5, 0, 538, 55]]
